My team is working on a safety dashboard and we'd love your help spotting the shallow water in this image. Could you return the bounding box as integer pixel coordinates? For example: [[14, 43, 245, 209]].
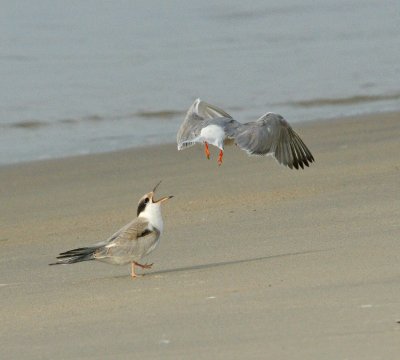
[[1, 0, 399, 165]]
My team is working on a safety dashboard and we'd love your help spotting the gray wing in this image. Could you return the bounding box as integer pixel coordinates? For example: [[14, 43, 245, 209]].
[[95, 218, 160, 262], [50, 218, 158, 265], [234, 113, 314, 170], [177, 98, 233, 150]]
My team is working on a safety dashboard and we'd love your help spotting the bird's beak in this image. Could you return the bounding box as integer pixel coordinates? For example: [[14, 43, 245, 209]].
[[154, 195, 173, 203], [152, 180, 162, 193], [151, 180, 173, 203]]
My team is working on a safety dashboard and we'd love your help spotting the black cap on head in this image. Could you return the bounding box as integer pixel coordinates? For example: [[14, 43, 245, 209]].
[[137, 194, 150, 216]]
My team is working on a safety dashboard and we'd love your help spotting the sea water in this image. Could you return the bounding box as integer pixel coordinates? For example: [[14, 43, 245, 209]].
[[1, 0, 399, 165]]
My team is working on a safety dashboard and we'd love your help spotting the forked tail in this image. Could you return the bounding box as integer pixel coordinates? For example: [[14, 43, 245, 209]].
[[49, 246, 99, 265]]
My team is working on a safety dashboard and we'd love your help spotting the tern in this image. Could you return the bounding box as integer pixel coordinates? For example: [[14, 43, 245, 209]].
[[177, 99, 314, 169], [49, 181, 173, 278]]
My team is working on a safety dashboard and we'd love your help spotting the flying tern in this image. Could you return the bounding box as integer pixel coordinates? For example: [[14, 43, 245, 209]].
[[177, 99, 314, 169]]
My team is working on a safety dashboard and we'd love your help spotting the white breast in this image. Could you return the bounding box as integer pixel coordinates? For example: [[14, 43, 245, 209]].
[[200, 124, 225, 149], [139, 202, 164, 233]]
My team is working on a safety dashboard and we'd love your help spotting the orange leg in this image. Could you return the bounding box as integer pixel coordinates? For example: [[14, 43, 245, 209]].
[[131, 262, 153, 278], [131, 262, 137, 279], [134, 261, 153, 269], [204, 142, 210, 159], [217, 149, 224, 166]]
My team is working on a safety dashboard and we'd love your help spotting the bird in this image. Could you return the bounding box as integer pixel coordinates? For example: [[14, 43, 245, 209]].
[[177, 98, 314, 169], [49, 181, 173, 278]]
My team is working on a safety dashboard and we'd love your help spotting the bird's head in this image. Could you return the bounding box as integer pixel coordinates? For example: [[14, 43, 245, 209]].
[[137, 181, 173, 217]]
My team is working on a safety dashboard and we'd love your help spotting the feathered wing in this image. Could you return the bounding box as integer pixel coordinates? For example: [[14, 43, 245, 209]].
[[96, 218, 160, 262], [196, 98, 232, 120], [234, 113, 314, 169], [49, 218, 158, 265], [177, 98, 233, 150]]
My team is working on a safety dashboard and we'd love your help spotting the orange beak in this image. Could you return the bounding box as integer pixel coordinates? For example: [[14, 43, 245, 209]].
[[154, 195, 173, 203]]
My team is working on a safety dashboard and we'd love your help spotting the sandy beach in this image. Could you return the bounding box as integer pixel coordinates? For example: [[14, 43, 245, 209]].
[[1, 112, 399, 359]]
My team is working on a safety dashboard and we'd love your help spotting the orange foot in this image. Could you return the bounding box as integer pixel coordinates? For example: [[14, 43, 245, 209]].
[[217, 149, 224, 166], [204, 142, 210, 160], [134, 262, 154, 269]]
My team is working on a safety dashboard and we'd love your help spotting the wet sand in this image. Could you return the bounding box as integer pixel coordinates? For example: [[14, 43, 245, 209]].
[[1, 112, 399, 359]]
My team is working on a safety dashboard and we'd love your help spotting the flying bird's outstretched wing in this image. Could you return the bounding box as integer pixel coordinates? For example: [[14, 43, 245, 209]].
[[177, 99, 314, 170], [177, 98, 233, 150], [234, 113, 314, 169]]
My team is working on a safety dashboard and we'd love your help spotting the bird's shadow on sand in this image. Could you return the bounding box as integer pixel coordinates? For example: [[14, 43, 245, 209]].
[[107, 248, 330, 280]]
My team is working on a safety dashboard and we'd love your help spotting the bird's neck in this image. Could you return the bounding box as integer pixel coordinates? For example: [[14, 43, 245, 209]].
[[139, 203, 163, 232]]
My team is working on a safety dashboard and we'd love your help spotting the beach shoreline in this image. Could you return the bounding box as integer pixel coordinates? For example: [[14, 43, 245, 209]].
[[1, 111, 399, 359], [1, 109, 398, 170]]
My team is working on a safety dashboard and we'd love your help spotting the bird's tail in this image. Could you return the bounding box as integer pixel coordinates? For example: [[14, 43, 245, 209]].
[[49, 246, 99, 265]]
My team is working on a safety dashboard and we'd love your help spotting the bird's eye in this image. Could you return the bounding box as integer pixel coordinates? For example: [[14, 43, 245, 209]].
[[144, 197, 149, 204]]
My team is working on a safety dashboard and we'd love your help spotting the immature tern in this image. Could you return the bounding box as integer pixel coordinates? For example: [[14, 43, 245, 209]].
[[49, 181, 173, 278], [177, 99, 314, 169]]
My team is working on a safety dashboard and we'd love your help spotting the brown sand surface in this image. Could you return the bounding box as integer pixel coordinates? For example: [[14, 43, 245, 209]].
[[1, 112, 399, 359]]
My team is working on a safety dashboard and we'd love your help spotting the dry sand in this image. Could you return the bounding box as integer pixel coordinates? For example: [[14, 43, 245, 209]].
[[1, 112, 399, 359]]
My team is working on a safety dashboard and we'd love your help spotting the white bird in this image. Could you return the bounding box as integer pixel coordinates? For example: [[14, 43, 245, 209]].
[[49, 181, 173, 278], [177, 99, 314, 169]]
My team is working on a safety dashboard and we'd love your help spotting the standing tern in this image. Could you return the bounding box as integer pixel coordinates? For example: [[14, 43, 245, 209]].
[[49, 181, 173, 278], [177, 99, 314, 169]]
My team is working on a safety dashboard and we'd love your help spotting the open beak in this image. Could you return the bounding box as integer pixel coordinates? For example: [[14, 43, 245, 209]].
[[152, 181, 173, 203], [153, 180, 162, 193]]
